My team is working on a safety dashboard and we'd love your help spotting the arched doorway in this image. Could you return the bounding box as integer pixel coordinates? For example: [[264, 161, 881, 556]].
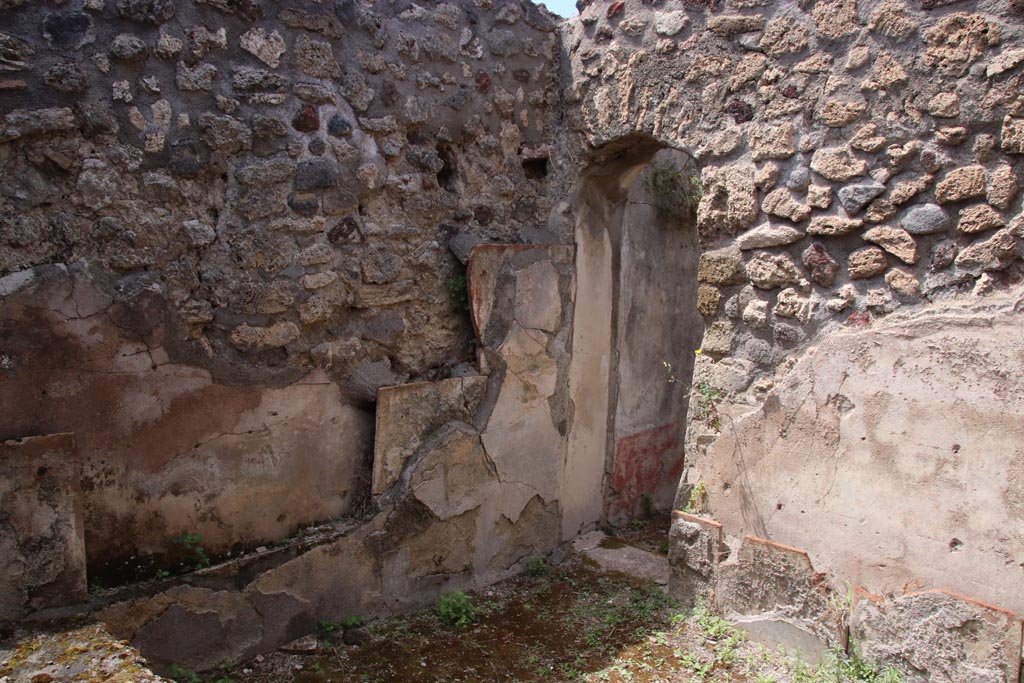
[[562, 136, 704, 539]]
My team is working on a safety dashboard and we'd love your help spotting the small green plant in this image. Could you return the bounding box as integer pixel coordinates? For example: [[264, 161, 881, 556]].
[[679, 652, 713, 680], [170, 531, 210, 572], [341, 613, 367, 629], [526, 557, 548, 577], [445, 274, 469, 313], [317, 619, 340, 635], [692, 349, 722, 432], [692, 599, 736, 642], [168, 664, 202, 683], [434, 590, 476, 628], [821, 645, 905, 683], [644, 159, 702, 223], [682, 481, 709, 515]]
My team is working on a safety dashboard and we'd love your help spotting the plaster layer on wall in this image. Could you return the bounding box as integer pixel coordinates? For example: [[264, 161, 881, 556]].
[[0, 264, 373, 581], [668, 511, 1024, 683], [688, 284, 1024, 616]]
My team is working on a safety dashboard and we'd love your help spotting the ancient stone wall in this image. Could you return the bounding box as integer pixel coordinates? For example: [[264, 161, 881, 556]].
[[567, 0, 1023, 617], [2, 0, 1024, 672], [568, 0, 1023, 391], [0, 0, 564, 579]]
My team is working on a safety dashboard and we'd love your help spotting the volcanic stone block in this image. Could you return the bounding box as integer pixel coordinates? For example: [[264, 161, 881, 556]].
[[668, 510, 723, 608], [718, 536, 842, 661], [851, 589, 1023, 683]]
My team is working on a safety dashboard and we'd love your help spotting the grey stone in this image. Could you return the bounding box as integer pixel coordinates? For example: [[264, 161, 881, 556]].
[[0, 107, 77, 143], [41, 13, 95, 48], [116, 0, 175, 24], [784, 163, 811, 191], [44, 61, 89, 93], [449, 231, 485, 264], [195, 0, 263, 21], [487, 29, 519, 57], [240, 27, 285, 68], [294, 34, 340, 79], [900, 204, 950, 235], [773, 322, 805, 343], [198, 113, 251, 153], [837, 181, 886, 215], [361, 249, 401, 284], [182, 220, 216, 247], [736, 223, 804, 250], [232, 66, 288, 92], [327, 114, 353, 138], [110, 33, 147, 60], [294, 159, 340, 191], [851, 590, 1023, 683], [176, 61, 218, 91], [344, 360, 403, 404], [668, 511, 722, 609]]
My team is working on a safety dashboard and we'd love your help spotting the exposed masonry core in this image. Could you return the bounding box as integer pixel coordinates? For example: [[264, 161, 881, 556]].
[[0, 0, 1023, 677]]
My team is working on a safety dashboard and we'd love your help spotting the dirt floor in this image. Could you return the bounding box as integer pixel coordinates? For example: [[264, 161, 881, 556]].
[[0, 514, 901, 683], [221, 517, 901, 683]]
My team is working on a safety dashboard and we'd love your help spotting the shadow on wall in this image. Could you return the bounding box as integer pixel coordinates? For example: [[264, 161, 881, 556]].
[[564, 135, 705, 536]]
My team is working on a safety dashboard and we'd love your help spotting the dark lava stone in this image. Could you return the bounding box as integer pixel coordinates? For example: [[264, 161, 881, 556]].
[[41, 13, 93, 47], [44, 62, 89, 94], [288, 193, 320, 216], [116, 0, 176, 24], [725, 99, 754, 123], [327, 114, 353, 138], [308, 137, 326, 156], [294, 159, 339, 191], [292, 104, 320, 133]]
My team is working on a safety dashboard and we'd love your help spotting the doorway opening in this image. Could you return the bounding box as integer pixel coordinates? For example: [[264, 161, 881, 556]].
[[562, 136, 704, 539]]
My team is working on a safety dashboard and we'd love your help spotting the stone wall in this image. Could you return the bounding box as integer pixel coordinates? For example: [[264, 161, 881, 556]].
[[0, 0, 564, 577], [567, 0, 1023, 377], [566, 0, 1024, 623], [2, 0, 1024, 671]]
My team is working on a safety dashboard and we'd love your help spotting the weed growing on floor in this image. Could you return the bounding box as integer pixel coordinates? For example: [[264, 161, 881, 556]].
[[170, 531, 210, 572], [435, 591, 476, 628], [169, 664, 202, 683], [525, 557, 548, 577]]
